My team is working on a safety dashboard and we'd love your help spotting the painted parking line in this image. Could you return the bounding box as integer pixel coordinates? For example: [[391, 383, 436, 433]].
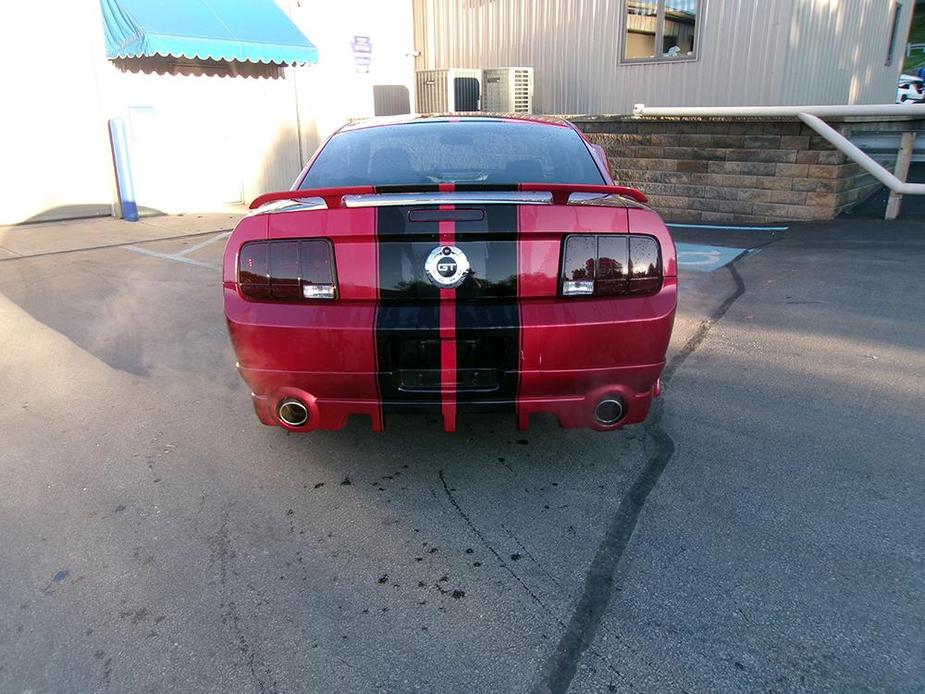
[[675, 242, 750, 272], [121, 230, 229, 270], [175, 231, 231, 257], [123, 245, 219, 270]]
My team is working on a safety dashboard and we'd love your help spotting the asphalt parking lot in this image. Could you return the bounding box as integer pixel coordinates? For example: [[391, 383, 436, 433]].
[[0, 212, 922, 693]]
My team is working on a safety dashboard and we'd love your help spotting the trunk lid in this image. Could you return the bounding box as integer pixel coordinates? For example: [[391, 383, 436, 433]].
[[262, 192, 637, 301]]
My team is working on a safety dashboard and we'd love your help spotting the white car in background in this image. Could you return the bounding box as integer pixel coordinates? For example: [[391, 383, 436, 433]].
[[897, 74, 925, 103]]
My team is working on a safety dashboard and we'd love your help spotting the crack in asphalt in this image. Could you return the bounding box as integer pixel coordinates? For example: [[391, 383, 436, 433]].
[[439, 471, 557, 618], [439, 471, 635, 689], [532, 259, 751, 694]]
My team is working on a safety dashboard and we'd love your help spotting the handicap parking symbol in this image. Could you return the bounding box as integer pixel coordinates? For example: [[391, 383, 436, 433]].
[[675, 242, 750, 273]]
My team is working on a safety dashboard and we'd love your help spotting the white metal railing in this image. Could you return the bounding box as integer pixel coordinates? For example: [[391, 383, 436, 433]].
[[632, 104, 923, 220], [906, 42, 925, 57]]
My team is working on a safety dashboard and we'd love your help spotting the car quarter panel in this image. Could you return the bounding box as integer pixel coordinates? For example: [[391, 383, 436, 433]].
[[224, 207, 382, 430], [515, 203, 675, 427]]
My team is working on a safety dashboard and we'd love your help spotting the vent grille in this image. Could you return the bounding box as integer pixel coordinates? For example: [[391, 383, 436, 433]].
[[479, 67, 533, 113], [415, 69, 483, 112], [513, 69, 531, 112]]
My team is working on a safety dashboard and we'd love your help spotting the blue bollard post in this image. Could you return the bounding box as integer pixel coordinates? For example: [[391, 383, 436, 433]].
[[108, 117, 139, 222]]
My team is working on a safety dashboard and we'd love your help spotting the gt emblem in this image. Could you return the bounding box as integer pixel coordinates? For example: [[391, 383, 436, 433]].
[[424, 245, 470, 288]]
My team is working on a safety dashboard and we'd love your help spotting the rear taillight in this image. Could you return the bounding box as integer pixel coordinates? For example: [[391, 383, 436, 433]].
[[238, 239, 336, 301], [560, 234, 662, 297]]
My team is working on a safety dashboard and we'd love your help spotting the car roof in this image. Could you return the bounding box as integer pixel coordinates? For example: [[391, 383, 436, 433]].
[[338, 113, 574, 133]]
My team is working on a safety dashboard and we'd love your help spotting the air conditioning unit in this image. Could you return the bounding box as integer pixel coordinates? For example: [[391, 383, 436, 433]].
[[415, 69, 482, 113], [481, 67, 534, 114]]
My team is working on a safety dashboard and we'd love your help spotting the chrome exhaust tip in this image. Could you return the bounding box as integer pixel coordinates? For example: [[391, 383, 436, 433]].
[[278, 398, 309, 427], [594, 398, 626, 426]]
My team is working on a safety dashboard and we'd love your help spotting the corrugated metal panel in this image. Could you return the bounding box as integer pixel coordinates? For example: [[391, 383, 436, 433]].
[[414, 0, 914, 115], [779, 0, 912, 106]]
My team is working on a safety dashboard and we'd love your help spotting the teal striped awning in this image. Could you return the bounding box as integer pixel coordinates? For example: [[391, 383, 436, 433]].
[[100, 0, 319, 66]]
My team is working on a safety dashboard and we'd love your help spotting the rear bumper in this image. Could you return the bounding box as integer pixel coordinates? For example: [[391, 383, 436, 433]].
[[241, 362, 663, 432], [225, 279, 676, 432]]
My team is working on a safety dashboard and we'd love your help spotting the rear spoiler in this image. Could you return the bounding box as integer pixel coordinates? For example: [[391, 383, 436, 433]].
[[249, 183, 648, 210]]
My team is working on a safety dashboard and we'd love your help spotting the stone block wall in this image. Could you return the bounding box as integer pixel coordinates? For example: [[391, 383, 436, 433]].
[[571, 116, 922, 224]]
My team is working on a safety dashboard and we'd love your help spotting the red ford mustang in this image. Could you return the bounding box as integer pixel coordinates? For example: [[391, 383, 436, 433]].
[[223, 115, 676, 432]]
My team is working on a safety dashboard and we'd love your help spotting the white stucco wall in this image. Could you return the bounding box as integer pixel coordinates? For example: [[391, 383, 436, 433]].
[[0, 0, 415, 224]]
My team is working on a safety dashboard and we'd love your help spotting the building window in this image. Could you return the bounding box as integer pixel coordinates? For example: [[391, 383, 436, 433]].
[[886, 1, 903, 66], [622, 0, 699, 63]]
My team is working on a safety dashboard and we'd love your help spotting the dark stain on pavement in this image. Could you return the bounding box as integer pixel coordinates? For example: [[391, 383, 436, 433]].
[[209, 510, 280, 694], [533, 261, 750, 694], [119, 607, 150, 625], [43, 569, 70, 592]]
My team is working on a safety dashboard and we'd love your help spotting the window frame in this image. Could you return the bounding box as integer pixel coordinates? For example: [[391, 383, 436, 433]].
[[619, 0, 703, 66]]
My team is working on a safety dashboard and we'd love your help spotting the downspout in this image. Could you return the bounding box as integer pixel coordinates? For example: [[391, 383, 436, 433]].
[[289, 0, 305, 168]]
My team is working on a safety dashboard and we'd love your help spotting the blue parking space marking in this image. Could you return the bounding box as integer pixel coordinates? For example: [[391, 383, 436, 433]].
[[675, 242, 750, 272], [668, 223, 789, 232]]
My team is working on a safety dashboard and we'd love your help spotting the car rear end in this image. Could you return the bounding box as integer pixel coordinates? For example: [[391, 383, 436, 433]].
[[223, 117, 677, 432]]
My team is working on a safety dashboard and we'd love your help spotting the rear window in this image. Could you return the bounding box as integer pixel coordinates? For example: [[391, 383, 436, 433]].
[[300, 120, 605, 188]]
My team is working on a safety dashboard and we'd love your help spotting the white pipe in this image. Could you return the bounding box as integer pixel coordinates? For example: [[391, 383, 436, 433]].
[[797, 114, 925, 195], [633, 103, 923, 118]]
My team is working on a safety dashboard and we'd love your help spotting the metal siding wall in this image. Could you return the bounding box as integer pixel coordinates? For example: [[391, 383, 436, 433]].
[[848, 0, 914, 104], [782, 0, 914, 105], [415, 0, 909, 114]]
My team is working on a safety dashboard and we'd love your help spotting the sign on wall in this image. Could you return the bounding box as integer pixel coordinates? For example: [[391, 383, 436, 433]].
[[351, 35, 372, 73]]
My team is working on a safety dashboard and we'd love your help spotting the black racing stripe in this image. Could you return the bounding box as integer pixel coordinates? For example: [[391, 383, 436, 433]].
[[454, 205, 520, 413], [376, 206, 442, 414]]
